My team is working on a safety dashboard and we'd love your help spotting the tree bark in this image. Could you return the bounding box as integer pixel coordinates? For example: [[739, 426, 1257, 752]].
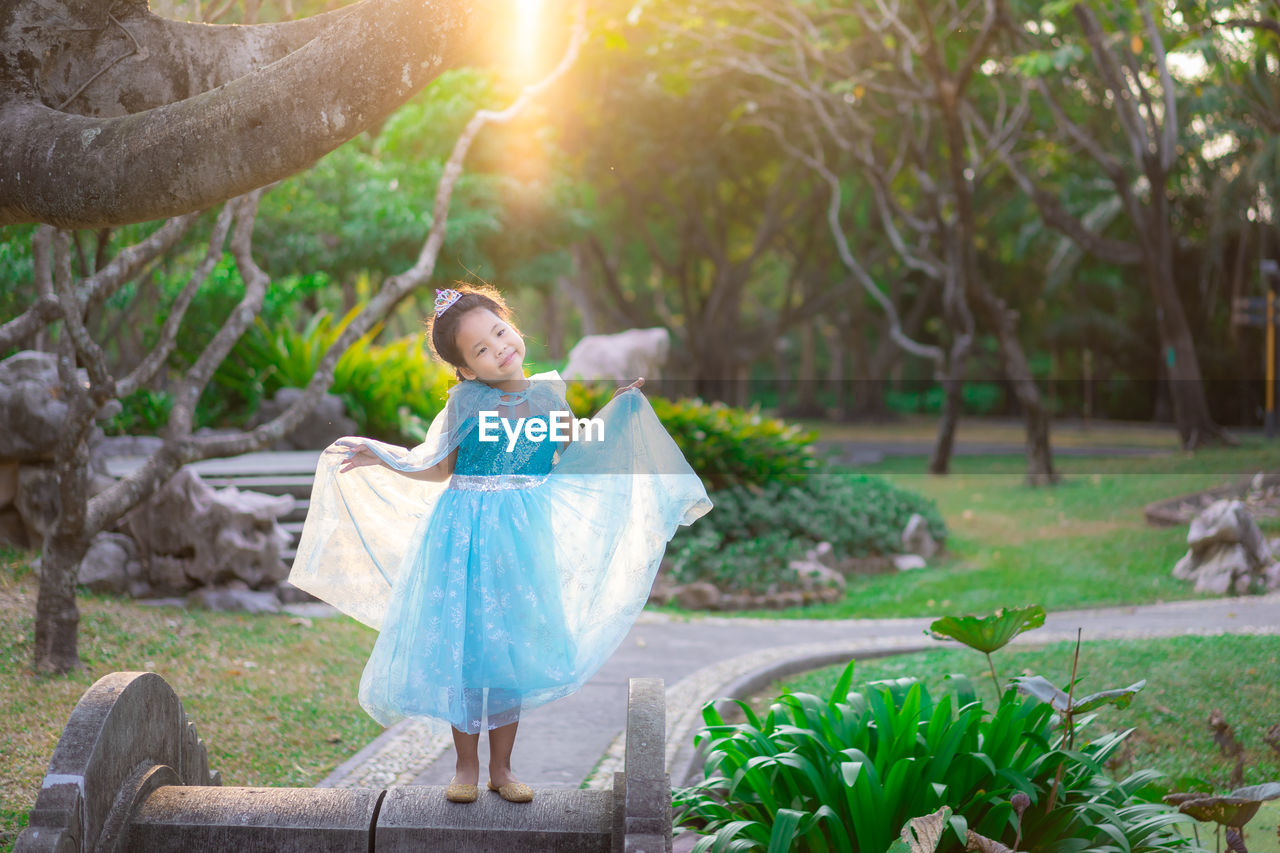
[[0, 0, 493, 228]]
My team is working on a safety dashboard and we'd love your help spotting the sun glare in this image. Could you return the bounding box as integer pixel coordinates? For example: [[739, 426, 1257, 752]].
[[511, 0, 545, 82]]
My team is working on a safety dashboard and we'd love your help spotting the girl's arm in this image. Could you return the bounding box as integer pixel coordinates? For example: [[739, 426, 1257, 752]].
[[337, 442, 457, 482]]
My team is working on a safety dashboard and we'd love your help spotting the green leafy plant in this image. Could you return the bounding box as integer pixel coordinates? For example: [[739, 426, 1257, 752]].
[[927, 606, 1046, 695], [101, 389, 175, 436], [667, 476, 946, 597], [674, 661, 1196, 853]]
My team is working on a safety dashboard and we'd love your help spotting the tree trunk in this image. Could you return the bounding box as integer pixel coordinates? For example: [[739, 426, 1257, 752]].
[[1145, 216, 1230, 448], [930, 367, 964, 475], [971, 287, 1059, 486], [930, 328, 970, 475], [34, 530, 90, 674], [34, 401, 94, 674]]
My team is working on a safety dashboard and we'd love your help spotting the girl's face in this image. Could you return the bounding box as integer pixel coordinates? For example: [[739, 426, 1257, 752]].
[[453, 307, 526, 386]]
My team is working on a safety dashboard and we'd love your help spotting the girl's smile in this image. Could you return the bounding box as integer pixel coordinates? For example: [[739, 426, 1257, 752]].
[[454, 307, 527, 390]]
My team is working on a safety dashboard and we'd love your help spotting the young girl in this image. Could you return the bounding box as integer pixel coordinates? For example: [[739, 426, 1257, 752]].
[[289, 285, 712, 804]]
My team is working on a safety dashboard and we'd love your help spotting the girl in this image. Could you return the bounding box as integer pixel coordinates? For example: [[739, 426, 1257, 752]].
[[289, 285, 712, 804]]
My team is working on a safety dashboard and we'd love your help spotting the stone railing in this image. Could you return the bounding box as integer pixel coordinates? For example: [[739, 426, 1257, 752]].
[[18, 672, 671, 853]]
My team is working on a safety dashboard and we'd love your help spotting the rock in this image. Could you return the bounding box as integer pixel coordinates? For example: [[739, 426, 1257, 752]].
[[15, 463, 59, 547], [250, 387, 358, 451], [674, 582, 720, 610], [1187, 500, 1260, 552], [893, 554, 928, 571], [77, 532, 135, 595], [94, 434, 165, 459], [1174, 500, 1280, 595], [187, 586, 281, 614], [788, 558, 846, 592], [562, 328, 671, 382], [0, 351, 73, 458], [125, 468, 294, 594], [902, 513, 939, 559], [275, 581, 321, 605]]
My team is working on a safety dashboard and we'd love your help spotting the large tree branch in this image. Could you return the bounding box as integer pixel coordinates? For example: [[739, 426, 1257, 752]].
[[32, 3, 351, 117], [0, 0, 493, 228]]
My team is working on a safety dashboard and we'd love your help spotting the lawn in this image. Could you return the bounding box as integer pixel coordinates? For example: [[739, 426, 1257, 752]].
[[663, 436, 1280, 619]]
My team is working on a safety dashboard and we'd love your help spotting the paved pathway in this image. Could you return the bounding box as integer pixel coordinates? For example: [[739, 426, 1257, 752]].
[[319, 592, 1280, 794]]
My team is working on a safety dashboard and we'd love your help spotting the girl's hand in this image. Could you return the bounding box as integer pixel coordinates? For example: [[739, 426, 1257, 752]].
[[335, 440, 382, 474], [613, 377, 644, 398]]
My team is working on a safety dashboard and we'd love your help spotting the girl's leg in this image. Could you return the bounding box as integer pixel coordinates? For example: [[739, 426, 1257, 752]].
[[487, 719, 520, 787], [451, 726, 481, 786]]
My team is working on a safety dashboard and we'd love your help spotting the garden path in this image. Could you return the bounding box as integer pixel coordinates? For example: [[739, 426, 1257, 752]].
[[318, 592, 1280, 795]]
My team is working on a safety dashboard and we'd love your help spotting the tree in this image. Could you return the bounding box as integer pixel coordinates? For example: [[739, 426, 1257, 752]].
[[645, 0, 1060, 482], [991, 0, 1234, 449], [3, 0, 587, 674], [554, 7, 844, 405], [0, 0, 494, 228]]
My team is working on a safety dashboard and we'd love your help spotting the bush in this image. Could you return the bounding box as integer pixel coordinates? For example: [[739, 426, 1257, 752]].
[[674, 661, 1198, 853], [667, 474, 947, 594], [217, 311, 453, 443], [102, 389, 175, 436], [566, 382, 819, 491]]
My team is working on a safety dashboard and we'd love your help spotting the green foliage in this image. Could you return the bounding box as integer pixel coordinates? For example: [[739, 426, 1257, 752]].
[[928, 606, 1047, 655], [883, 384, 1004, 417], [649, 398, 819, 491], [218, 310, 452, 442], [668, 473, 947, 595], [335, 333, 453, 442], [675, 662, 1199, 853], [101, 390, 175, 437], [567, 382, 819, 491]]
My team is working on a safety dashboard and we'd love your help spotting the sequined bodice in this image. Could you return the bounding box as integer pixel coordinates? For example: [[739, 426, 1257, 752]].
[[453, 416, 559, 477]]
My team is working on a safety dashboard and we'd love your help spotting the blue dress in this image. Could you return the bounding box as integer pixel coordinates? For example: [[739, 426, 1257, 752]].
[[290, 372, 712, 734]]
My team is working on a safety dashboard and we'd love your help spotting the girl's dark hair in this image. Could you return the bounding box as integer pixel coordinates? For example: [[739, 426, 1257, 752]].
[[427, 284, 519, 380]]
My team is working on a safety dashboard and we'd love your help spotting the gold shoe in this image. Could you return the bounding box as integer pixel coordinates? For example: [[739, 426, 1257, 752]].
[[487, 779, 534, 803], [445, 782, 478, 803]]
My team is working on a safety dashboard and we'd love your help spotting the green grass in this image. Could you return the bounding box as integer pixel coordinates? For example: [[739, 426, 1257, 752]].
[[661, 438, 1280, 619], [0, 548, 381, 851]]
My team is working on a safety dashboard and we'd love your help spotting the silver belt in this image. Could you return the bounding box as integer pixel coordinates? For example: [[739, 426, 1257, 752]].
[[449, 473, 549, 491]]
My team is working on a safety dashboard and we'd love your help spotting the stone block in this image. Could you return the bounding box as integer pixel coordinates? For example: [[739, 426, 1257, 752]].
[[375, 786, 613, 852], [16, 672, 217, 853], [125, 786, 379, 852]]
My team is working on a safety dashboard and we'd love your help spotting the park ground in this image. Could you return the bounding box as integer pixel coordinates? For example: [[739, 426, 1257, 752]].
[[3, 416, 1280, 850]]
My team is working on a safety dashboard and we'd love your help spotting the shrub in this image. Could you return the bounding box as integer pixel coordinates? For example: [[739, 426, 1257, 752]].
[[565, 382, 818, 491], [217, 310, 453, 443], [667, 475, 947, 594], [102, 389, 174, 436], [674, 661, 1198, 853], [650, 396, 818, 491]]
